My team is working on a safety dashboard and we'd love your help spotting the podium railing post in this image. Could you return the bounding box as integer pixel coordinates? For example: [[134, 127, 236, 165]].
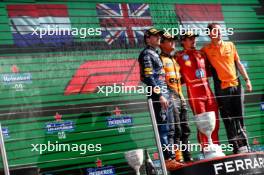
[[0, 123, 10, 175], [147, 99, 168, 175]]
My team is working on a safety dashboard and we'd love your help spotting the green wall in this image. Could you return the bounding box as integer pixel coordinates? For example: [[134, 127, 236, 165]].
[[0, 0, 263, 174]]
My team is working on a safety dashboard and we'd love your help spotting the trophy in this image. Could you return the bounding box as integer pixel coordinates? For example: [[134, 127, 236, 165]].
[[194, 111, 225, 159], [124, 149, 144, 175]]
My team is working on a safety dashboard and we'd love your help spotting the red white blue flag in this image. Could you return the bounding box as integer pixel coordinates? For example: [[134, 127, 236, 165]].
[[175, 4, 229, 42], [96, 3, 153, 46], [7, 4, 73, 47]]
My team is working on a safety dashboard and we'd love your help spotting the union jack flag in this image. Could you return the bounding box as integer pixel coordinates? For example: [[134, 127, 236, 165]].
[[96, 3, 153, 46]]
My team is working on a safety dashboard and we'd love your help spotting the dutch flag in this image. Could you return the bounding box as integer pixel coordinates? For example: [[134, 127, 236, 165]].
[[7, 4, 73, 47]]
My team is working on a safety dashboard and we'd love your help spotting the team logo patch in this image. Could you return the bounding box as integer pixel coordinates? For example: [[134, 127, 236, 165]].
[[195, 69, 205, 79], [182, 54, 189, 61], [165, 63, 172, 67], [144, 68, 152, 71], [185, 60, 191, 66]]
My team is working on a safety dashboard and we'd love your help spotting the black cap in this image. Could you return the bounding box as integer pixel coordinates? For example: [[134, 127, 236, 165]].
[[144, 28, 164, 37], [180, 31, 199, 40], [161, 32, 178, 41]]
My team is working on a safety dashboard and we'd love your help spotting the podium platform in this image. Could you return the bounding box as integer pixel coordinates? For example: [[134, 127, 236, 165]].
[[171, 152, 264, 175], [0, 166, 39, 175]]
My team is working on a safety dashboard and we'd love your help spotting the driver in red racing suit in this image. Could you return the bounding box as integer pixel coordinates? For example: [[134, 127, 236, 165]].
[[175, 32, 220, 149]]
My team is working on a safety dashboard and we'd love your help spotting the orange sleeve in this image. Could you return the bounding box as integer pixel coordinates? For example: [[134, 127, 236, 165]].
[[232, 42, 240, 61], [201, 45, 209, 55]]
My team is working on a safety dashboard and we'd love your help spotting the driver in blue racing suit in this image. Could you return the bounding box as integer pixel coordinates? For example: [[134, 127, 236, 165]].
[[138, 28, 183, 170]]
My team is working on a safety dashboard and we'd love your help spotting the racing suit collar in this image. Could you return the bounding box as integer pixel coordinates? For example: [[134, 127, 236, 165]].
[[147, 45, 158, 51], [146, 45, 160, 54], [160, 51, 171, 57], [209, 40, 223, 48], [183, 48, 196, 53]]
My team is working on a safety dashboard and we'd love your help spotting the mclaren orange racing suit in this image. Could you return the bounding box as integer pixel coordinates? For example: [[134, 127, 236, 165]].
[[160, 52, 191, 161]]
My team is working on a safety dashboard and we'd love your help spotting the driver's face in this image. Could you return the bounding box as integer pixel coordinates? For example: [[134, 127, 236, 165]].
[[182, 37, 196, 49], [209, 24, 222, 41], [148, 35, 161, 46], [160, 39, 176, 53]]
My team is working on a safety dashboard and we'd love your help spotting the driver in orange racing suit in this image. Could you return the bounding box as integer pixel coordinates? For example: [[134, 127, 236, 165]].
[[160, 32, 192, 164]]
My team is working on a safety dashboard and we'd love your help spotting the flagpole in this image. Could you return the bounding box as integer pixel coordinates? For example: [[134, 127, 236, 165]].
[[147, 99, 168, 175], [0, 123, 10, 175]]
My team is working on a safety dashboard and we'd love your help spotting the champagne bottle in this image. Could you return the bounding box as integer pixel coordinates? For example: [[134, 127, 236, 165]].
[[144, 149, 157, 175]]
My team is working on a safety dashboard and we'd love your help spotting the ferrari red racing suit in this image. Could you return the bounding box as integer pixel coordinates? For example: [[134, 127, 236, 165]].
[[176, 49, 220, 148]]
